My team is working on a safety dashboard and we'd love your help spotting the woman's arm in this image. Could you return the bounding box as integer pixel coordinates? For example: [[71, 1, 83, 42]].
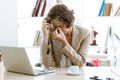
[[62, 30, 90, 67], [42, 40, 53, 68], [41, 18, 54, 68]]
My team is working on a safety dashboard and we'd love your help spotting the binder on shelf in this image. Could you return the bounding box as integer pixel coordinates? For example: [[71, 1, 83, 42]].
[[32, 0, 42, 17], [33, 30, 40, 46], [103, 26, 112, 54], [102, 3, 112, 16], [115, 6, 120, 16], [40, 0, 46, 16], [114, 33, 120, 41], [98, 0, 105, 16], [37, 0, 45, 17]]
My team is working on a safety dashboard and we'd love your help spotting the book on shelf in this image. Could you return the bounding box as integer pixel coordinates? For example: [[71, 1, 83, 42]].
[[32, 0, 46, 17], [103, 26, 112, 54], [98, 0, 105, 16], [40, 0, 46, 16], [115, 6, 120, 16], [37, 0, 45, 17], [32, 0, 42, 17], [102, 3, 112, 16], [33, 30, 40, 46]]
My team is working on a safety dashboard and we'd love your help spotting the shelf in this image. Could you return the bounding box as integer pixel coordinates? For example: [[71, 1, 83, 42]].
[[17, 0, 120, 51]]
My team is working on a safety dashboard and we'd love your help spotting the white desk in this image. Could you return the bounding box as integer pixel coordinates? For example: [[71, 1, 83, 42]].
[[3, 67, 120, 80]]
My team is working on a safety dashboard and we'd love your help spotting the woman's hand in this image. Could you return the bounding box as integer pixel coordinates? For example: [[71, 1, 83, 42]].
[[52, 27, 68, 47], [42, 19, 51, 40]]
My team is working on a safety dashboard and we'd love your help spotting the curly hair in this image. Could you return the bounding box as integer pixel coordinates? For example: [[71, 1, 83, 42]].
[[46, 4, 75, 28]]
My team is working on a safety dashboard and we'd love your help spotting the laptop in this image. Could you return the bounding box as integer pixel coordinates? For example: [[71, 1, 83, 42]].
[[0, 46, 56, 76]]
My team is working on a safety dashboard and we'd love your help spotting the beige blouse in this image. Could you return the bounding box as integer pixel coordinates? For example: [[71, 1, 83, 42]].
[[42, 25, 90, 68]]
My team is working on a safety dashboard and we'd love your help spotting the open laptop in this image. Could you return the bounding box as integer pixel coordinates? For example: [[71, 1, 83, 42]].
[[0, 46, 56, 76]]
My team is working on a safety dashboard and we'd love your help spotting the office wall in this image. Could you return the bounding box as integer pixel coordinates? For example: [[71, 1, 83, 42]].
[[0, 0, 17, 46]]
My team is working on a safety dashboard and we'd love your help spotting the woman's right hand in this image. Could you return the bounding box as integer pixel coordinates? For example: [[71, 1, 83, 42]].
[[42, 19, 51, 41]]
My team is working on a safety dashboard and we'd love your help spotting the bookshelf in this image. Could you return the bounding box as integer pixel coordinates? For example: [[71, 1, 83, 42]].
[[17, 0, 55, 47], [17, 0, 120, 66], [17, 0, 120, 47]]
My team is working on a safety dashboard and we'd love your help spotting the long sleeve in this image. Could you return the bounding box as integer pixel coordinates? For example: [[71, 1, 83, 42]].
[[41, 29, 56, 68], [61, 26, 90, 67], [42, 25, 90, 68]]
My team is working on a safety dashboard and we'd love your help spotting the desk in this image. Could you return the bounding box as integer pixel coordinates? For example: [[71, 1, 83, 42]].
[[3, 67, 120, 80]]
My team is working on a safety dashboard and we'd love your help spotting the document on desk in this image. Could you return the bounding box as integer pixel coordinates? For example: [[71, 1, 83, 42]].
[[111, 68, 120, 78]]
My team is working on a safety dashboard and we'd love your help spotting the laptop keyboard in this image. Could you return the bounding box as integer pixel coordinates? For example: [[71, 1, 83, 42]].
[[34, 68, 56, 75], [34, 69, 46, 75]]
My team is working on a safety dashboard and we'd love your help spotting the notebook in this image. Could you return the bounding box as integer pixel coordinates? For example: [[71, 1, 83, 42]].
[[0, 46, 56, 76]]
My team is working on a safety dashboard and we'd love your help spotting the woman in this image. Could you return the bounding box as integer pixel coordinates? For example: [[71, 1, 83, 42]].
[[41, 4, 90, 68]]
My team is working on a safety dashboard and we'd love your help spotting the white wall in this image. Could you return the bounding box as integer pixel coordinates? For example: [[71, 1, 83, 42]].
[[0, 0, 17, 46], [18, 17, 43, 47]]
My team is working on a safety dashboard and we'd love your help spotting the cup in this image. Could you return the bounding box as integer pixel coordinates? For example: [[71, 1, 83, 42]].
[[68, 66, 80, 73]]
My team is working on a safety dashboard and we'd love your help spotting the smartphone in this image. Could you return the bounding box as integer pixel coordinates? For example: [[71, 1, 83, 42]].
[[45, 17, 56, 32], [45, 17, 60, 34]]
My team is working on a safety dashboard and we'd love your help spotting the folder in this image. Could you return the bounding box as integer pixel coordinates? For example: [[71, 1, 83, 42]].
[[115, 6, 120, 16], [32, 0, 42, 17], [33, 30, 40, 46], [102, 3, 112, 16], [98, 0, 105, 16]]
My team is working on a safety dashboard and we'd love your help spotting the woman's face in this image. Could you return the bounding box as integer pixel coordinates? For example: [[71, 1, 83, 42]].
[[52, 19, 69, 34]]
